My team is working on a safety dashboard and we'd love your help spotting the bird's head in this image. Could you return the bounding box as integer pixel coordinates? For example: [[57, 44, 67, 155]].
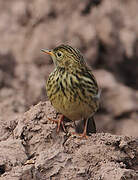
[[41, 44, 85, 69]]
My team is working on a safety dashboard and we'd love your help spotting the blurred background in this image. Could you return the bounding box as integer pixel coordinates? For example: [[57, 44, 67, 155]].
[[0, 0, 137, 137]]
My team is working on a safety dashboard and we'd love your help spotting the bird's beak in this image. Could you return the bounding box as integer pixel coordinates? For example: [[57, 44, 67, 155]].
[[41, 49, 54, 56]]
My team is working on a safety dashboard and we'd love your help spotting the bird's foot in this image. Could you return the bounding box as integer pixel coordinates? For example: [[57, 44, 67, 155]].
[[47, 114, 66, 133], [71, 132, 88, 139], [79, 132, 88, 139]]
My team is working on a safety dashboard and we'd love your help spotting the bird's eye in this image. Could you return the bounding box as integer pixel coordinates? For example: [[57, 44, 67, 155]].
[[57, 52, 62, 57]]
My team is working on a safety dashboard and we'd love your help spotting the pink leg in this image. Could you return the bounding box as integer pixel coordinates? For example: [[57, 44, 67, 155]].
[[48, 114, 66, 132]]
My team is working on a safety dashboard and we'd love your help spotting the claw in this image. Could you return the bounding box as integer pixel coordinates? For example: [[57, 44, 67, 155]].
[[71, 118, 89, 139], [47, 114, 66, 132], [71, 132, 88, 139]]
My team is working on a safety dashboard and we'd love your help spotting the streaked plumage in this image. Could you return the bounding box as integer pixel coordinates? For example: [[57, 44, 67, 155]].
[[42, 44, 100, 137]]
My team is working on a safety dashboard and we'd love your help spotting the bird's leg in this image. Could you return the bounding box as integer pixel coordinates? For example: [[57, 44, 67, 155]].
[[73, 121, 77, 127], [71, 118, 88, 139], [47, 114, 66, 133], [79, 118, 88, 139]]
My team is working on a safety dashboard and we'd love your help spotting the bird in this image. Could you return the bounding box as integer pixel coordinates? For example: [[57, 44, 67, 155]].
[[41, 44, 100, 138]]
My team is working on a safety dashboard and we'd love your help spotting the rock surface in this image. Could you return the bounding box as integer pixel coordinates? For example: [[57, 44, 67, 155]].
[[0, 101, 137, 180]]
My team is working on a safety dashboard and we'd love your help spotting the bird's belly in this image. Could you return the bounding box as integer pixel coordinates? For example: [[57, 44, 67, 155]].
[[49, 91, 97, 121]]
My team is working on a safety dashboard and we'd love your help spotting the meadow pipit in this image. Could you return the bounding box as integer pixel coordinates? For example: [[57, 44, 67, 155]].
[[41, 44, 100, 138]]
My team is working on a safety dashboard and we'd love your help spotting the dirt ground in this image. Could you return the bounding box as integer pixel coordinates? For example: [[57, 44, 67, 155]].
[[0, 0, 138, 179]]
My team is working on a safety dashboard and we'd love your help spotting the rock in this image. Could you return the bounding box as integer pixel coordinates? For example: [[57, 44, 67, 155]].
[[0, 101, 137, 179], [95, 70, 138, 117], [115, 112, 138, 137], [0, 138, 27, 178]]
